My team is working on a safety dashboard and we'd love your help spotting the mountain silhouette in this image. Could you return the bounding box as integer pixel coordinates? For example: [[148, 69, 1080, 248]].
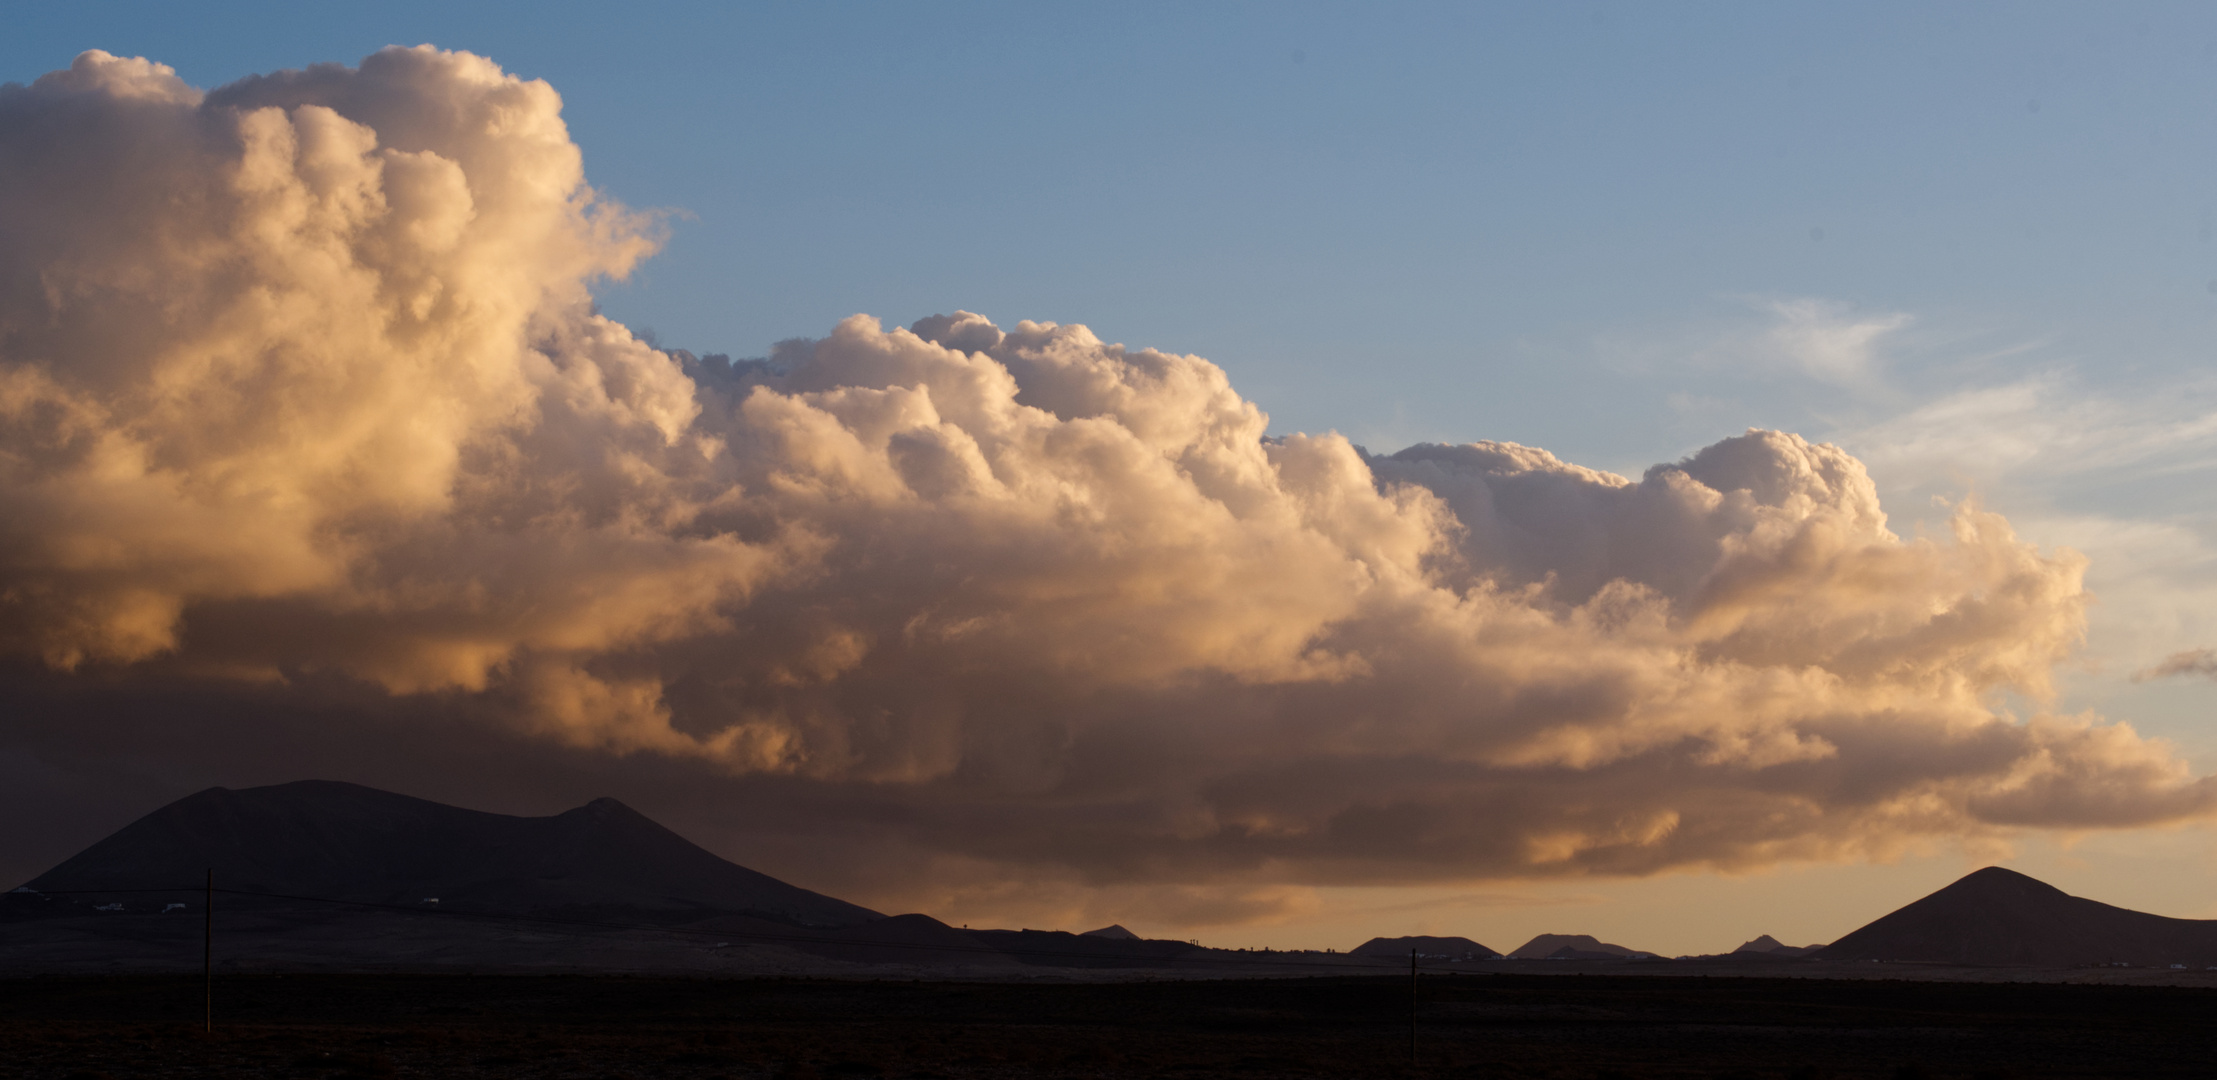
[[1733, 934, 1818, 957], [1349, 935, 1499, 960], [1818, 866, 2217, 967], [1507, 933, 1653, 959], [19, 780, 879, 927]]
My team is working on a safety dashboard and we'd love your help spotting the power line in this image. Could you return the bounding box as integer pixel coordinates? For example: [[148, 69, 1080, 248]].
[[202, 870, 212, 1035]]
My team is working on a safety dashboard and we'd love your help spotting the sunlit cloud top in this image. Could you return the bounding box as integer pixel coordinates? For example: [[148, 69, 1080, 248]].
[[1, 48, 2211, 921]]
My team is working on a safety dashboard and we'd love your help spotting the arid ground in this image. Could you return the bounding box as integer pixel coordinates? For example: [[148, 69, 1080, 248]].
[[7, 972, 2212, 1079]]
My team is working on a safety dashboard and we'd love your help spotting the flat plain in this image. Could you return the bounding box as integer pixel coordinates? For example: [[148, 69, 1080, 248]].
[[7, 972, 2213, 1080]]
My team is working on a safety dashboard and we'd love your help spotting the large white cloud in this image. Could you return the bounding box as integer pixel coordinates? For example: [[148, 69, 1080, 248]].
[[1, 48, 2210, 904]]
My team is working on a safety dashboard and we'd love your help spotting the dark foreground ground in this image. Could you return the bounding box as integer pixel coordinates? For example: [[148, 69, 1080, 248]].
[[6, 972, 2212, 1080]]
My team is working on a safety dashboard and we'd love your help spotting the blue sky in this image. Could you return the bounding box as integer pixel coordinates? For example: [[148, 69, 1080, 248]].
[[11, 2, 2217, 948], [19, 3, 2217, 453]]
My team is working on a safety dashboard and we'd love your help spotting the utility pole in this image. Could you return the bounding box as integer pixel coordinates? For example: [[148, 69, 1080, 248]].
[[1408, 947, 1417, 1065], [203, 868, 213, 1035]]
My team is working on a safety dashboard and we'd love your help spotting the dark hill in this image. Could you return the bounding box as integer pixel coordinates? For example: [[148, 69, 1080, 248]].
[[1733, 934, 1819, 957], [1818, 866, 2217, 967], [1508, 933, 1653, 959], [18, 780, 878, 927], [1351, 935, 1499, 960]]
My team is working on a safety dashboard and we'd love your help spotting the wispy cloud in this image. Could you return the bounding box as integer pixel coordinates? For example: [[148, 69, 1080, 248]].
[[1759, 298, 1912, 388], [2137, 649, 2217, 682], [1844, 372, 2217, 493]]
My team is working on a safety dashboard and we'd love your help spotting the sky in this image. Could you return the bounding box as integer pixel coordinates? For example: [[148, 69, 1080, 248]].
[[5, 2, 2217, 957]]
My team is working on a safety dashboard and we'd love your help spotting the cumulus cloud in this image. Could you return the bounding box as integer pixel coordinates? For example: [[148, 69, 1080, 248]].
[[1833, 370, 2217, 681], [2, 48, 2213, 908]]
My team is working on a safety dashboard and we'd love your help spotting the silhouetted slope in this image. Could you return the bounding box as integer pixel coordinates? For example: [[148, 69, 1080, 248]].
[[1350, 935, 1499, 959], [1818, 866, 2217, 967], [20, 780, 878, 927]]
